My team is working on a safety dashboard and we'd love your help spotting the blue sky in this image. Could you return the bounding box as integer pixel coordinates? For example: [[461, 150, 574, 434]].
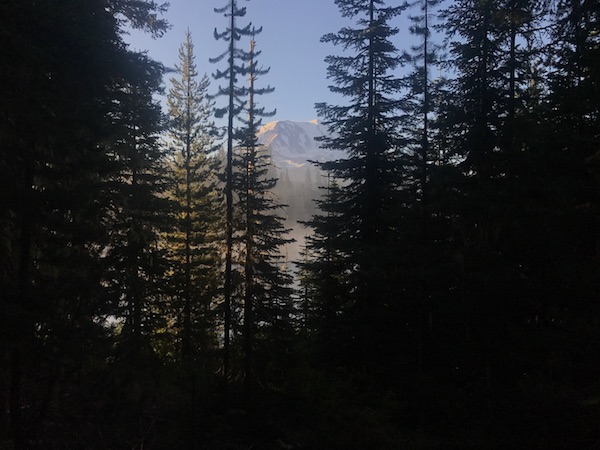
[[126, 0, 413, 123]]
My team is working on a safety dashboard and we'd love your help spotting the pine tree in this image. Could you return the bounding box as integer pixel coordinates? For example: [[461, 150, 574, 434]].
[[535, 0, 600, 397], [310, 0, 407, 367], [166, 30, 221, 363], [210, 0, 256, 379], [101, 51, 171, 355], [402, 0, 450, 425], [299, 175, 352, 364], [436, 0, 559, 417], [233, 36, 294, 394], [0, 0, 169, 446]]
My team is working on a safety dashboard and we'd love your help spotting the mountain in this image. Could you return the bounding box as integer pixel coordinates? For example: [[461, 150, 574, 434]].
[[257, 120, 336, 180], [257, 120, 333, 220]]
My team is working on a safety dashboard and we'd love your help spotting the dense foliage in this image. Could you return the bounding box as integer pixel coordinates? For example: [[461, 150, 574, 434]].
[[1, 0, 599, 448]]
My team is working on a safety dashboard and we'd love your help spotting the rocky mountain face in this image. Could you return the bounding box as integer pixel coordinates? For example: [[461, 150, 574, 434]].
[[257, 119, 335, 178]]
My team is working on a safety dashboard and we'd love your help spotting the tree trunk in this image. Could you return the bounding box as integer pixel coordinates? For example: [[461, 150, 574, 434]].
[[183, 134, 193, 361], [222, 0, 237, 383], [243, 39, 256, 399]]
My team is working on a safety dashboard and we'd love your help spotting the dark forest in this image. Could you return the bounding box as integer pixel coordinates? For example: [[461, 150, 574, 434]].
[[1, 0, 599, 448]]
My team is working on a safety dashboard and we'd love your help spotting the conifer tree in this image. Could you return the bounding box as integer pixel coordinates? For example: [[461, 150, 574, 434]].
[[402, 0, 449, 424], [547, 0, 599, 169], [0, 2, 120, 438], [404, 0, 442, 207], [436, 0, 557, 412], [210, 0, 255, 378], [0, 0, 169, 445], [435, 3, 499, 410], [233, 36, 294, 393], [102, 52, 171, 353], [536, 0, 600, 384], [166, 30, 221, 363], [299, 176, 352, 363], [310, 0, 407, 367]]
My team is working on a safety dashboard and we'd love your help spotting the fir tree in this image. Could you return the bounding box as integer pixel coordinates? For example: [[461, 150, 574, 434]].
[[404, 0, 443, 208], [210, 0, 256, 379], [233, 36, 294, 394], [299, 175, 352, 364], [166, 30, 221, 363], [101, 51, 171, 354], [311, 0, 407, 367], [437, 0, 557, 416], [535, 0, 600, 395], [402, 0, 448, 425], [0, 1, 169, 446]]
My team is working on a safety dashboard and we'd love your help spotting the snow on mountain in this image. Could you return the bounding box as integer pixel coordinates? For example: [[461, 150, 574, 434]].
[[257, 120, 337, 174]]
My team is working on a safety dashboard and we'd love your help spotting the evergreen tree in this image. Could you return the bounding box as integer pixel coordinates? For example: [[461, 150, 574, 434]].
[[101, 51, 170, 354], [166, 30, 221, 363], [404, 0, 443, 207], [437, 0, 562, 422], [438, 1, 511, 395], [310, 0, 407, 367], [535, 0, 600, 400], [233, 36, 294, 393], [546, 0, 599, 184], [299, 176, 352, 364], [402, 0, 451, 425], [0, 0, 169, 446], [210, 0, 256, 379]]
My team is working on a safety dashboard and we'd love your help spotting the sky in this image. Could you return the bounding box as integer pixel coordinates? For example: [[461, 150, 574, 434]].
[[125, 0, 413, 123]]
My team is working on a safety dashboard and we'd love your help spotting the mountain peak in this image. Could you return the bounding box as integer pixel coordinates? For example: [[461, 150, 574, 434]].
[[257, 120, 328, 151], [257, 119, 335, 175]]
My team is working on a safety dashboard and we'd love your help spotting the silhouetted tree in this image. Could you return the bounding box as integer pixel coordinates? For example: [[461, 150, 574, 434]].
[[210, 0, 256, 379], [0, 1, 169, 446], [311, 0, 408, 368], [233, 36, 294, 394]]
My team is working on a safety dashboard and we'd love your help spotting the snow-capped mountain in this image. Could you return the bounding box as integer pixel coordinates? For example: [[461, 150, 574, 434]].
[[257, 120, 336, 175]]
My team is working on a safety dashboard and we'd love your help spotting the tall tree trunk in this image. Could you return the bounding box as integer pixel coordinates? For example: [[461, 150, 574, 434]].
[[365, 0, 377, 244], [130, 147, 142, 348], [222, 0, 236, 382], [421, 0, 430, 209], [183, 131, 192, 360], [243, 169, 254, 398], [418, 0, 431, 430], [243, 38, 256, 398], [357, 0, 377, 365]]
